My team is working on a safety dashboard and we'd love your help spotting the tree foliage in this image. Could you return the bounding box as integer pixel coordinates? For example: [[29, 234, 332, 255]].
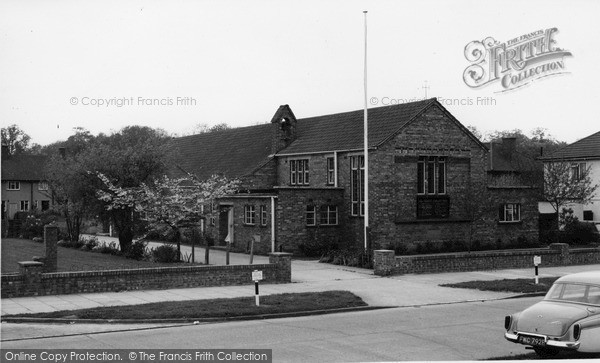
[[542, 161, 599, 226], [46, 151, 99, 242], [97, 173, 239, 259], [185, 122, 231, 136], [45, 126, 171, 249], [1, 124, 40, 155]]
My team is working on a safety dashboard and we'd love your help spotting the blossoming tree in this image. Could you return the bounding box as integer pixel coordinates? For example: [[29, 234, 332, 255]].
[[97, 173, 239, 260]]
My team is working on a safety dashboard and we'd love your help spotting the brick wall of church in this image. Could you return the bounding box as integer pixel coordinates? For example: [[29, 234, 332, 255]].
[[366, 104, 490, 251]]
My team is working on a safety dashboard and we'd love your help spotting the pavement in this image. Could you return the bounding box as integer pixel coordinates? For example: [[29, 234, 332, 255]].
[[1, 236, 599, 341]]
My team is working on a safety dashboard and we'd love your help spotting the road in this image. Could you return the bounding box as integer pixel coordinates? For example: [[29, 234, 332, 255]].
[[1, 297, 555, 362]]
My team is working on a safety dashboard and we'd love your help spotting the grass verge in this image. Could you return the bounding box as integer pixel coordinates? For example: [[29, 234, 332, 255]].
[[487, 351, 600, 360], [440, 277, 559, 294], [1, 238, 195, 274], [5, 291, 367, 320]]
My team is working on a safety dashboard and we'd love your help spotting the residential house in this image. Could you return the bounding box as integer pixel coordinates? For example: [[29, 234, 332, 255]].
[[539, 131, 600, 229], [169, 98, 538, 254], [1, 145, 52, 223]]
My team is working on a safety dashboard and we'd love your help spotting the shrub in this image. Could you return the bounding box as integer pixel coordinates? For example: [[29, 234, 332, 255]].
[[18, 210, 60, 239], [561, 221, 600, 245], [556, 207, 600, 245], [144, 226, 179, 243], [299, 235, 338, 258], [58, 239, 85, 249], [151, 244, 179, 263], [394, 244, 410, 255], [321, 247, 372, 268], [93, 241, 121, 255], [80, 236, 99, 251], [125, 240, 149, 260], [21, 215, 44, 239]]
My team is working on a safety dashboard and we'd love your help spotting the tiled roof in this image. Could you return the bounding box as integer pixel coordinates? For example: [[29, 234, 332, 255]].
[[542, 131, 600, 161], [169, 98, 485, 179], [168, 124, 273, 180], [1, 154, 49, 181], [280, 98, 439, 154]]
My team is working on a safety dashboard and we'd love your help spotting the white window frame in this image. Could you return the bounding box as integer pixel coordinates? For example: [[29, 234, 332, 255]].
[[8, 181, 20, 190], [326, 157, 335, 185], [306, 205, 316, 226], [290, 159, 310, 186], [418, 156, 446, 195], [571, 162, 586, 182], [260, 205, 268, 226], [20, 200, 29, 211], [38, 181, 49, 191], [320, 205, 339, 226], [500, 203, 521, 223], [351, 155, 365, 216], [244, 205, 256, 225]]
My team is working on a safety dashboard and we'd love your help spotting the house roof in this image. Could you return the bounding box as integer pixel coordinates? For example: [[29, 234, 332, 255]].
[[1, 154, 49, 181], [168, 123, 273, 180], [169, 98, 486, 179], [279, 98, 484, 154], [541, 131, 600, 161]]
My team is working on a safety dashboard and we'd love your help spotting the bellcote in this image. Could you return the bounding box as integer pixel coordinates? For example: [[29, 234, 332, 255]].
[[270, 104, 297, 154]]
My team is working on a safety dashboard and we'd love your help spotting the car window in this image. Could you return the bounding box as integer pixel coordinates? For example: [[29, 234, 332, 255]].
[[588, 285, 600, 305], [545, 283, 600, 305], [546, 283, 564, 300], [562, 284, 588, 302]]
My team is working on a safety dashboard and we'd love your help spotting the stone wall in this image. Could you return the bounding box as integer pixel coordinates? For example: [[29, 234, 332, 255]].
[[374, 244, 599, 276], [1, 253, 292, 298]]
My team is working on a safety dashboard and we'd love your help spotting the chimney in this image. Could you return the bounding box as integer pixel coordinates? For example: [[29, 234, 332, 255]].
[[501, 137, 517, 154]]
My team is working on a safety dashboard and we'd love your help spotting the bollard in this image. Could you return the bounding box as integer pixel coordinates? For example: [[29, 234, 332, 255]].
[[533, 255, 541, 284], [252, 270, 263, 306]]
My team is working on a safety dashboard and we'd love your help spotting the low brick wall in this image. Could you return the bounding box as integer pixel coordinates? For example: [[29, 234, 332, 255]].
[[1, 253, 292, 298], [374, 244, 599, 276]]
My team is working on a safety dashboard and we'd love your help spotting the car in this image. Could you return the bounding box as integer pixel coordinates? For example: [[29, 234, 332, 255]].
[[504, 271, 600, 357]]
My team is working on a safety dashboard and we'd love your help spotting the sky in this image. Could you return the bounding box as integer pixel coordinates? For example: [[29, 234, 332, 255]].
[[1, 0, 599, 146]]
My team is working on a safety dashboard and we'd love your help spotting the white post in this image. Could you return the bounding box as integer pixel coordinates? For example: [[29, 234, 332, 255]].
[[363, 10, 369, 251], [534, 255, 541, 284], [255, 281, 260, 306]]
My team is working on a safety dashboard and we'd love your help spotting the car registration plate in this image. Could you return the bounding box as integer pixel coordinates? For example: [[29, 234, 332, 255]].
[[518, 334, 546, 346]]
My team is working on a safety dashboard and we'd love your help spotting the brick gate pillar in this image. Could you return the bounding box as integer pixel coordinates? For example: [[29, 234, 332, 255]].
[[374, 250, 396, 276], [269, 252, 292, 283], [44, 225, 59, 272]]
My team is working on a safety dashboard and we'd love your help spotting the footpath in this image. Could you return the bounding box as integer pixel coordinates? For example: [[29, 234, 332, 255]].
[[1, 239, 599, 341]]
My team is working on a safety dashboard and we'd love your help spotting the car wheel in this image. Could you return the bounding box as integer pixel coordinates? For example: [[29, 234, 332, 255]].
[[533, 346, 560, 358]]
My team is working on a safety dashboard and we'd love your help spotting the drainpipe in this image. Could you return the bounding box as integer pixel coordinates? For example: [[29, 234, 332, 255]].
[[334, 151, 338, 187], [270, 196, 276, 252]]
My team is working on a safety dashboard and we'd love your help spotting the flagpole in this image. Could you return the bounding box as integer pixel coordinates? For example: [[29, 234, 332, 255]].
[[363, 10, 369, 252]]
